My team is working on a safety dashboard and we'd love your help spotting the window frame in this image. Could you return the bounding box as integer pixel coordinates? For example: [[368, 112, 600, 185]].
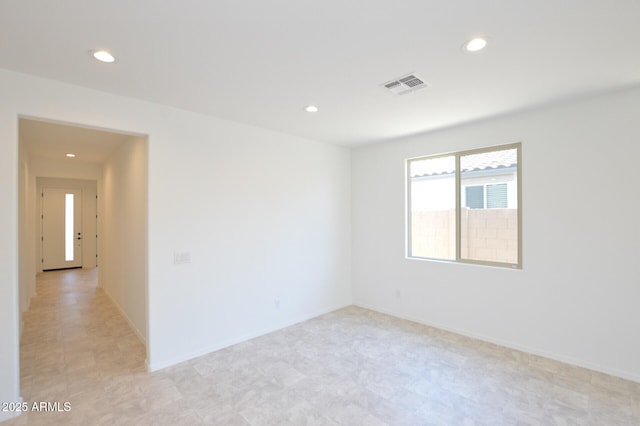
[[406, 142, 522, 269]]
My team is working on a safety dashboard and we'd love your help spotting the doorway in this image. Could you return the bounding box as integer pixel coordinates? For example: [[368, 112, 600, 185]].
[[18, 117, 150, 388]]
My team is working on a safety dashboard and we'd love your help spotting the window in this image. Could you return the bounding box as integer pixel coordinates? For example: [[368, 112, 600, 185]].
[[464, 183, 508, 209], [65, 193, 75, 261], [407, 143, 521, 268]]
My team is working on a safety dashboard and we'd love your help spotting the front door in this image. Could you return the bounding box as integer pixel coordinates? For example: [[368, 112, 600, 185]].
[[41, 188, 83, 270]]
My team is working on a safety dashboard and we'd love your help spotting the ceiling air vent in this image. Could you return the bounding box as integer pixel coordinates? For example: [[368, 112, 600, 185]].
[[382, 74, 427, 95]]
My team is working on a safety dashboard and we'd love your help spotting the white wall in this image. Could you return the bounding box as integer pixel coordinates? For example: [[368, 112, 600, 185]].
[[17, 133, 32, 344], [101, 136, 148, 344], [148, 109, 352, 369], [29, 156, 103, 181], [352, 86, 640, 382], [1, 103, 19, 423], [0, 67, 351, 414]]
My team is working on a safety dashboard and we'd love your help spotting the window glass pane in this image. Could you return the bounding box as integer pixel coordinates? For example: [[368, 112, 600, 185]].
[[65, 193, 74, 261], [408, 155, 456, 260], [487, 183, 508, 208], [464, 186, 484, 209], [460, 148, 518, 264]]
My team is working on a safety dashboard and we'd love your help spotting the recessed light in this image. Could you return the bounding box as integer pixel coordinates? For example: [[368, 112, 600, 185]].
[[66, 153, 76, 158], [90, 49, 116, 63], [462, 37, 488, 52], [304, 105, 319, 113]]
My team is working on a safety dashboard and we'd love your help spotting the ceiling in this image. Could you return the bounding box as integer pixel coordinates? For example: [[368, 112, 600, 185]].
[[2, 0, 640, 147], [19, 118, 131, 163]]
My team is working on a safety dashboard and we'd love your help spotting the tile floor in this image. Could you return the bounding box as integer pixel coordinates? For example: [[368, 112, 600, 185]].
[[5, 268, 640, 425]]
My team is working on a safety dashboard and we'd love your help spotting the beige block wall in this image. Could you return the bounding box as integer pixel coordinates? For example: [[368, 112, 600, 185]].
[[411, 208, 518, 264]]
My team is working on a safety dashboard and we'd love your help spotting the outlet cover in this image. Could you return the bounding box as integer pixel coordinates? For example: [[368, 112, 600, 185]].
[[173, 252, 191, 264]]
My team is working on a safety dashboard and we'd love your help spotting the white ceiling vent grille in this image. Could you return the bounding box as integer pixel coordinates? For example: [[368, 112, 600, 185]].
[[382, 74, 427, 95]]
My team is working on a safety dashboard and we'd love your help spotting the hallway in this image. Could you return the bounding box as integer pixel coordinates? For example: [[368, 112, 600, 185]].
[[9, 269, 155, 425]]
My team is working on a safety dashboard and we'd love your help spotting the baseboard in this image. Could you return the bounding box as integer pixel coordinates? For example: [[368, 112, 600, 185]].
[[354, 302, 640, 384], [148, 303, 351, 372], [101, 288, 147, 345], [19, 292, 35, 340]]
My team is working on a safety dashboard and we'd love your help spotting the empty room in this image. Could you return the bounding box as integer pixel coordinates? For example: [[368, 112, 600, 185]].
[[1, 1, 639, 425]]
